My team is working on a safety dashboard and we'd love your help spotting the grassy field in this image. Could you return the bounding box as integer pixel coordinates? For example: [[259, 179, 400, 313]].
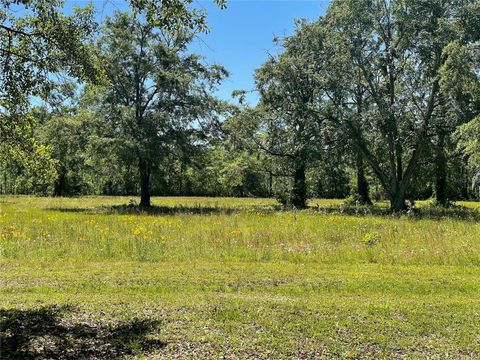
[[1, 196, 480, 359]]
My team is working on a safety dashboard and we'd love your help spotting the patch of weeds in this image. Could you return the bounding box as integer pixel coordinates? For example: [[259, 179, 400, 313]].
[[363, 232, 380, 247]]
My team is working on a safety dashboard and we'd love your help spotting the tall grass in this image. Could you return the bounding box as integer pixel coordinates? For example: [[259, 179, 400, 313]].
[[1, 196, 479, 265], [3, 196, 480, 358]]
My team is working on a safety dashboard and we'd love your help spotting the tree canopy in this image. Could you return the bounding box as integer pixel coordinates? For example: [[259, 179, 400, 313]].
[[1, 0, 479, 210]]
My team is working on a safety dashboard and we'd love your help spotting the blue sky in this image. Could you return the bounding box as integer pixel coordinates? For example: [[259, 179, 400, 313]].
[[189, 1, 328, 104], [65, 1, 329, 105]]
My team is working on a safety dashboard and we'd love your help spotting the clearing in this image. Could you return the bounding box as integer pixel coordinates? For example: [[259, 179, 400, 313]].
[[1, 196, 480, 359]]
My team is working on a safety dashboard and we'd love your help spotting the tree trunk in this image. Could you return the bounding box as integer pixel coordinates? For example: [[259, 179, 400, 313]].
[[356, 153, 372, 205], [291, 162, 307, 209], [389, 182, 407, 212], [54, 165, 66, 197], [461, 165, 469, 200], [435, 132, 448, 206], [268, 171, 273, 197], [179, 161, 184, 196], [139, 159, 151, 208], [2, 170, 6, 194]]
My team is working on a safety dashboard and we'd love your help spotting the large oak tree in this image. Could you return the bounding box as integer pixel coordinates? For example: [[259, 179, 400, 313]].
[[320, 0, 480, 211], [97, 12, 228, 207]]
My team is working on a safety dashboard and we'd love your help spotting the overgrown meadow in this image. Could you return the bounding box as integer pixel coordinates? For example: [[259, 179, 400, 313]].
[[1, 196, 480, 358]]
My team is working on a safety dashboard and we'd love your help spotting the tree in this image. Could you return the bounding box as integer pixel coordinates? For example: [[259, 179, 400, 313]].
[[0, 0, 228, 186], [0, 0, 101, 185], [0, 0, 227, 107], [97, 12, 228, 207], [457, 117, 480, 198], [128, 0, 226, 32], [320, 0, 480, 211], [433, 36, 480, 205], [37, 109, 102, 196], [0, 117, 56, 194], [251, 24, 327, 208], [0, 1, 100, 106]]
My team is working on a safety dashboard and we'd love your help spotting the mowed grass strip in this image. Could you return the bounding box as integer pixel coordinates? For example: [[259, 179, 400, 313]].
[[1, 196, 480, 358]]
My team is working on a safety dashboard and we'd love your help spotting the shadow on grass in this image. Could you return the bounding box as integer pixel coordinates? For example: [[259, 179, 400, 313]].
[[48, 204, 279, 216], [0, 305, 165, 359], [47, 202, 480, 221], [315, 203, 480, 221]]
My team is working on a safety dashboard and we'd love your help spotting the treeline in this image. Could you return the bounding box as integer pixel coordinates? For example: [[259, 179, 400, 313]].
[[1, 0, 479, 210], [0, 105, 354, 200]]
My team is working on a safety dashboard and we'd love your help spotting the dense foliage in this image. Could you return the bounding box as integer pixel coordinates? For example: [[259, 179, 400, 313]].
[[1, 0, 479, 210]]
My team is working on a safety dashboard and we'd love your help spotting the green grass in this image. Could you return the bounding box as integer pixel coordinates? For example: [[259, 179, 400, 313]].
[[1, 196, 480, 358]]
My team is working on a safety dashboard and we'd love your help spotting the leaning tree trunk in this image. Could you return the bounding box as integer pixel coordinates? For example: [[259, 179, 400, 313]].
[[139, 159, 151, 208], [356, 153, 372, 205], [435, 132, 448, 206], [291, 162, 307, 209]]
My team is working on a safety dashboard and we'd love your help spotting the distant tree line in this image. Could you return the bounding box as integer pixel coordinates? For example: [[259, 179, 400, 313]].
[[1, 0, 479, 211]]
